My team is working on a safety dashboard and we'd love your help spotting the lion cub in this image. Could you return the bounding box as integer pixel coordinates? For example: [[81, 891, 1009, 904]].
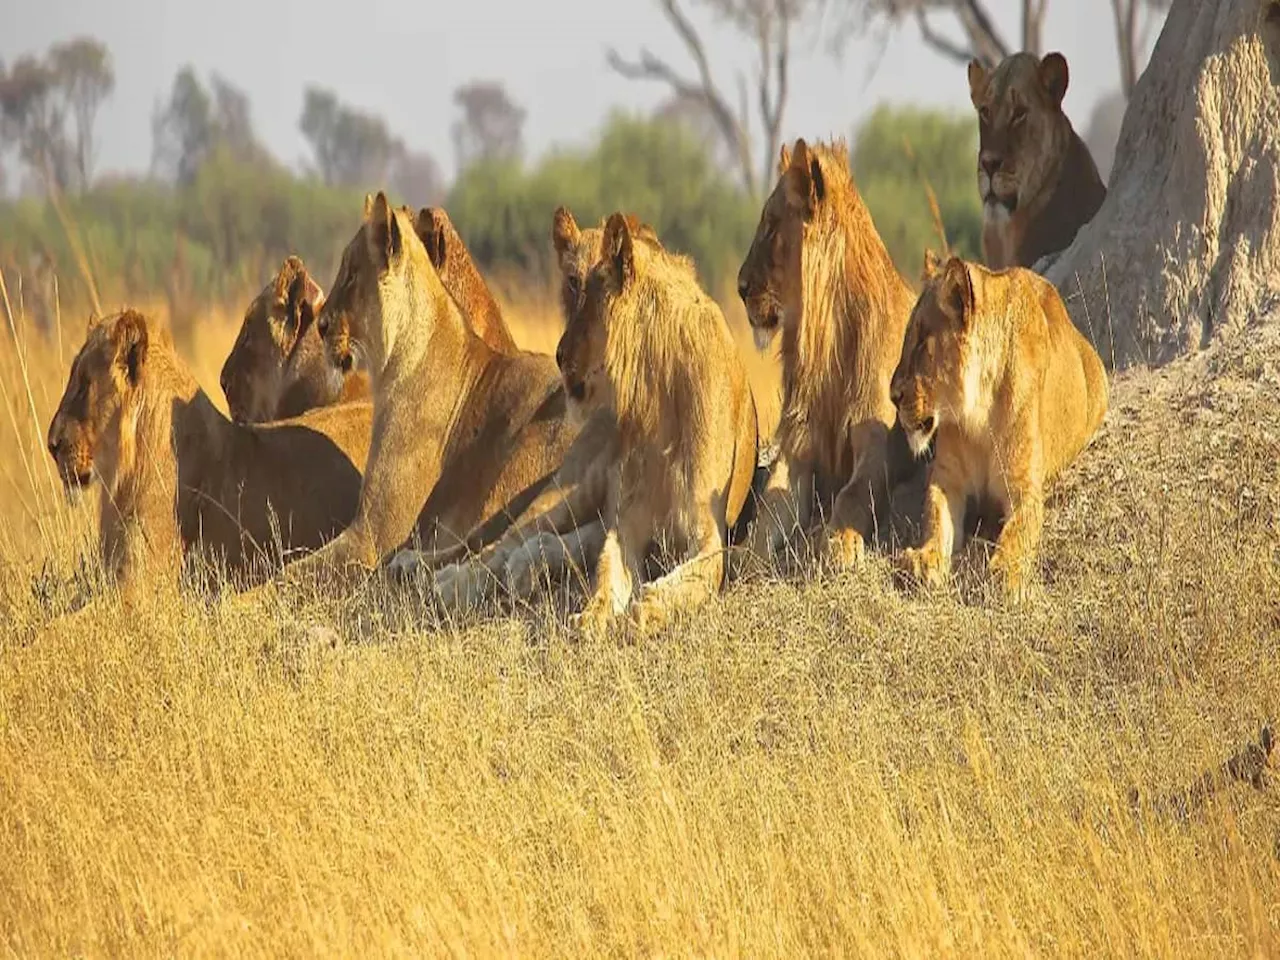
[[890, 255, 1108, 592], [47, 310, 372, 596], [559, 212, 757, 635]]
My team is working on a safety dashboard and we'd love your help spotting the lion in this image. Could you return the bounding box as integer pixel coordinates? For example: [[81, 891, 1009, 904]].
[[408, 206, 650, 611], [280, 193, 582, 583], [47, 309, 373, 597], [558, 211, 758, 636], [220, 256, 371, 423], [736, 137, 923, 573], [968, 51, 1107, 270], [889, 255, 1108, 593], [413, 206, 519, 355]]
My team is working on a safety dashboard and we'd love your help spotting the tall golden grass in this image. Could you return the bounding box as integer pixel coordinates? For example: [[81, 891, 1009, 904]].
[[0, 264, 1276, 956]]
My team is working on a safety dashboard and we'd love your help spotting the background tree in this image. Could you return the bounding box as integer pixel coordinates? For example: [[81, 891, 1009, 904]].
[[607, 0, 832, 199], [151, 69, 265, 186], [1109, 0, 1174, 96], [846, 0, 1171, 99], [388, 147, 444, 207], [47, 38, 114, 190], [300, 87, 400, 187], [451, 81, 525, 171], [852, 105, 983, 275], [0, 56, 73, 191]]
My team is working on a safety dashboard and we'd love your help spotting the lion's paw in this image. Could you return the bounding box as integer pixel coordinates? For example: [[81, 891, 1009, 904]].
[[823, 527, 866, 573], [894, 546, 946, 591]]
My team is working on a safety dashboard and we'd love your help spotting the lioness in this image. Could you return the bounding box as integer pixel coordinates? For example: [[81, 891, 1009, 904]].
[[282, 193, 580, 581], [414, 206, 519, 355], [220, 256, 371, 423], [968, 52, 1107, 270], [417, 205, 649, 611], [562, 212, 757, 635], [890, 255, 1108, 593], [737, 137, 921, 572], [47, 310, 373, 595]]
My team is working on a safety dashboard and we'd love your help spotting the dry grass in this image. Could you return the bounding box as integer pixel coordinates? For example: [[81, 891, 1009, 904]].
[[0, 275, 1277, 957]]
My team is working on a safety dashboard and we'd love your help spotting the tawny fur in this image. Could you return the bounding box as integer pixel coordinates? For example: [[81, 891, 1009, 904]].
[[220, 256, 371, 423], [282, 193, 581, 582], [566, 212, 758, 636], [968, 52, 1107, 270], [890, 257, 1109, 593], [48, 310, 372, 598], [411, 207, 625, 610], [414, 206, 519, 356], [737, 137, 922, 571]]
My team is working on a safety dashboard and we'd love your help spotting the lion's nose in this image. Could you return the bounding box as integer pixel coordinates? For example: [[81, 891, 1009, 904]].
[[48, 435, 62, 460], [737, 276, 749, 302], [890, 383, 904, 407], [555, 340, 566, 371], [979, 151, 1001, 176]]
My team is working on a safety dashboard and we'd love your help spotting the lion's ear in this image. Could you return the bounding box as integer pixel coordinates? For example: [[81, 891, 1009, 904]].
[[273, 255, 306, 301], [1040, 52, 1069, 107], [283, 268, 316, 342], [602, 211, 635, 290], [921, 249, 944, 283], [777, 141, 792, 177], [938, 258, 975, 324], [365, 191, 403, 272], [417, 208, 448, 270], [552, 206, 580, 259], [785, 139, 825, 216], [967, 59, 989, 108], [112, 310, 150, 386]]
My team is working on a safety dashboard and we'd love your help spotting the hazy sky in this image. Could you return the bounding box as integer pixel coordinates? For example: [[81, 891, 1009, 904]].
[[3, 0, 1162, 181]]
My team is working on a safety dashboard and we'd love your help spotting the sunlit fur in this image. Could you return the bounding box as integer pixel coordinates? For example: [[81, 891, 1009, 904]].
[[220, 256, 371, 423], [281, 193, 580, 583], [737, 137, 922, 570], [420, 206, 640, 613], [890, 257, 1109, 593], [968, 52, 1107, 269], [47, 310, 372, 598], [414, 205, 519, 356], [565, 212, 758, 636]]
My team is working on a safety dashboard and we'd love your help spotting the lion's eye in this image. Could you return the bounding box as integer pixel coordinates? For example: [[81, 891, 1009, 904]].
[[1011, 107, 1027, 128], [979, 107, 991, 125]]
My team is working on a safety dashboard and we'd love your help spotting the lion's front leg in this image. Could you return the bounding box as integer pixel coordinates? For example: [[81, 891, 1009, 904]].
[[988, 442, 1045, 597], [895, 456, 966, 591], [572, 484, 644, 639], [824, 423, 892, 572], [630, 507, 726, 636], [744, 452, 813, 573]]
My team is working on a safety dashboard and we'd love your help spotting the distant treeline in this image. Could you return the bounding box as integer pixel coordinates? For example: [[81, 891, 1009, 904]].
[[0, 107, 981, 327]]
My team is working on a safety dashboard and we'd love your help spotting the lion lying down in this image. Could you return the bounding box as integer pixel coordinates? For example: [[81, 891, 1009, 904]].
[[277, 193, 582, 584], [891, 254, 1108, 594], [220, 207, 517, 426], [47, 310, 373, 598], [558, 211, 759, 635]]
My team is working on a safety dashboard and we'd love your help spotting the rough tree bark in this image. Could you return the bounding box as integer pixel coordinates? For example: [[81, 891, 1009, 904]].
[[1046, 0, 1280, 369]]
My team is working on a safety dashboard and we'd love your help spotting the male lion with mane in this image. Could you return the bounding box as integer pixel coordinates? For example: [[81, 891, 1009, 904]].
[[890, 254, 1108, 594], [281, 193, 580, 582], [48, 310, 372, 597], [968, 51, 1107, 270], [560, 211, 757, 636], [737, 137, 922, 572]]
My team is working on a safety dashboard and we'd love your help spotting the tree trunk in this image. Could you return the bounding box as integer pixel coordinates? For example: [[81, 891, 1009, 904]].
[[1045, 0, 1280, 369]]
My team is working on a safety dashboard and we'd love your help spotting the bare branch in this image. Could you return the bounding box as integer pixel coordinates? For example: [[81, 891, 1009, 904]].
[[914, 10, 976, 64]]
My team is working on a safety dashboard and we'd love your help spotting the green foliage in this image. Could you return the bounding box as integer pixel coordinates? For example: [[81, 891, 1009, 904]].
[[852, 104, 983, 278], [447, 112, 758, 291]]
